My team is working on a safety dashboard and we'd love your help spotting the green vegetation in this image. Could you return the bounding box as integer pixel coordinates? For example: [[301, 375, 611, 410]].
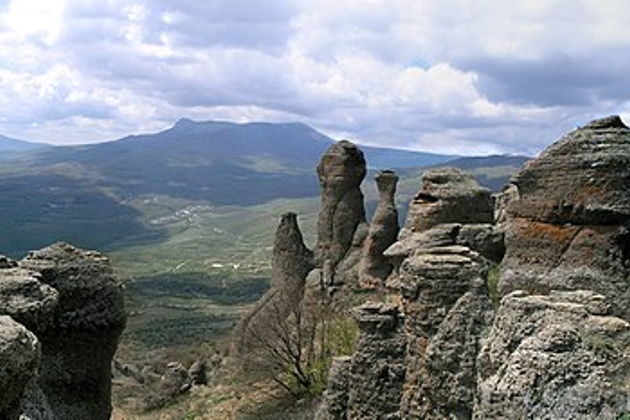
[[487, 264, 501, 308]]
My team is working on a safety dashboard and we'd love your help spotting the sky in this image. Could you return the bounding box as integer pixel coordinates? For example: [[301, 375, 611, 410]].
[[0, 0, 629, 155]]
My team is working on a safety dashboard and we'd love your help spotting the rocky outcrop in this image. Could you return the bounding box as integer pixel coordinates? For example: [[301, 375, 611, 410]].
[[0, 243, 126, 420], [499, 115, 630, 321], [315, 140, 367, 267], [317, 303, 406, 420], [232, 212, 313, 353], [475, 290, 629, 419], [358, 170, 399, 289], [314, 356, 352, 420], [400, 167, 493, 238], [0, 316, 40, 417], [270, 212, 315, 301], [398, 246, 492, 418]]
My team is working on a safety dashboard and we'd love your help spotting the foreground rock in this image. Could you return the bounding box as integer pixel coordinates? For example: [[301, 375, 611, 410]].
[[0, 316, 40, 417], [316, 303, 406, 420], [398, 246, 492, 419], [476, 290, 630, 419], [499, 115, 630, 320], [0, 243, 126, 420]]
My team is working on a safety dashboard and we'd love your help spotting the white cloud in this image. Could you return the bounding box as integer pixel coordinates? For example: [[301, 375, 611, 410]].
[[0, 0, 628, 154]]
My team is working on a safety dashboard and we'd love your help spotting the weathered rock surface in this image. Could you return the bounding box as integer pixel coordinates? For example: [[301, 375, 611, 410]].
[[508, 115, 630, 224], [188, 360, 207, 386], [315, 140, 367, 266], [499, 115, 630, 320], [400, 167, 493, 238], [359, 170, 399, 289], [13, 242, 126, 420], [0, 316, 40, 417], [398, 246, 492, 419], [314, 356, 352, 420], [475, 290, 630, 419], [0, 266, 58, 332], [270, 212, 314, 299]]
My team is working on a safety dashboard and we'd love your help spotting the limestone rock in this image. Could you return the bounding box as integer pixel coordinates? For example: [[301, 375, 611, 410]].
[[400, 167, 493, 238], [0, 267, 58, 333], [499, 116, 630, 320], [233, 214, 313, 353], [347, 303, 406, 420], [188, 360, 207, 386], [315, 140, 367, 266], [413, 280, 494, 419], [475, 290, 630, 419], [314, 356, 352, 420], [508, 115, 630, 224], [456, 224, 505, 263], [0, 316, 40, 417], [0, 255, 17, 269], [20, 242, 126, 420], [161, 362, 191, 395], [359, 170, 400, 288], [271, 212, 314, 299], [398, 246, 490, 418]]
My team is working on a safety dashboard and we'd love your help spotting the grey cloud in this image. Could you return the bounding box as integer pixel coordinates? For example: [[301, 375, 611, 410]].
[[463, 51, 630, 107]]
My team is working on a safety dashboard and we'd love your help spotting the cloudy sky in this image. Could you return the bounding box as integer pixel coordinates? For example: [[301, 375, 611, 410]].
[[0, 0, 629, 155]]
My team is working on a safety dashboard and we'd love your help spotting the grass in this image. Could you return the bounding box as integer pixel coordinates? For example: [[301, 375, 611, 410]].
[[487, 264, 501, 308]]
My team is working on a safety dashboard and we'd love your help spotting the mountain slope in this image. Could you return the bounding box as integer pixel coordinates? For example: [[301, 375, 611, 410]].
[[0, 120, 526, 259], [0, 134, 49, 153], [19, 119, 455, 206]]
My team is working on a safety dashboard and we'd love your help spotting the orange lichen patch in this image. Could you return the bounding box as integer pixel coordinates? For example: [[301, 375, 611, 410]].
[[513, 218, 579, 246], [417, 336, 429, 358], [570, 181, 610, 205]]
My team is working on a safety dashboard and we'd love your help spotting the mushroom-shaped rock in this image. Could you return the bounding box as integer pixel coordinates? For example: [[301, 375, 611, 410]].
[[20, 242, 126, 420]]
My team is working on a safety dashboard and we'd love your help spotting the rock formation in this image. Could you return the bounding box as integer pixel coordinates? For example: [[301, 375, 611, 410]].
[[270, 212, 315, 301], [400, 167, 493, 238], [315, 140, 367, 267], [475, 290, 629, 419], [358, 170, 400, 289], [256, 116, 630, 419], [0, 316, 41, 418], [498, 115, 630, 320], [232, 212, 313, 353], [398, 246, 493, 418], [316, 303, 406, 420], [0, 242, 126, 420]]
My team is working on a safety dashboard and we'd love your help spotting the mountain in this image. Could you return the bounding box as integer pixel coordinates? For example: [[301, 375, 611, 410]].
[[0, 119, 526, 260], [0, 134, 48, 153], [22, 119, 455, 205]]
